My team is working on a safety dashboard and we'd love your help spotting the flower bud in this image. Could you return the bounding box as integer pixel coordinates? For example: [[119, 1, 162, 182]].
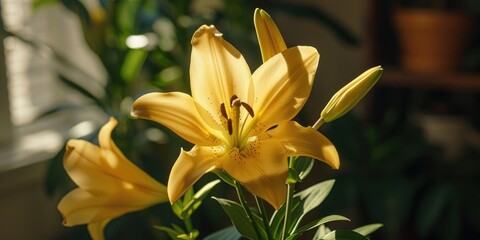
[[254, 8, 287, 62], [320, 66, 383, 123]]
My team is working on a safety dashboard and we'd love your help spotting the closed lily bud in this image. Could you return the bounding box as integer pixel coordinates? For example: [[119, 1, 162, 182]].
[[254, 8, 287, 62], [320, 66, 383, 123]]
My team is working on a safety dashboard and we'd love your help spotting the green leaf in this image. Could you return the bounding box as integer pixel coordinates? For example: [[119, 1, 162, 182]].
[[203, 226, 242, 240], [270, 196, 303, 239], [290, 180, 335, 232], [295, 215, 350, 234], [212, 197, 266, 240], [154, 225, 183, 240], [181, 180, 221, 219], [171, 200, 184, 220], [121, 49, 148, 83], [296, 179, 335, 214], [320, 230, 369, 240], [212, 169, 236, 186], [353, 223, 383, 236], [313, 225, 332, 240], [116, 0, 142, 33], [177, 229, 199, 240], [292, 157, 315, 180]]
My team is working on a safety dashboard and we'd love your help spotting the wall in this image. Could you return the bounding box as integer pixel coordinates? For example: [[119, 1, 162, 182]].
[[271, 0, 371, 122]]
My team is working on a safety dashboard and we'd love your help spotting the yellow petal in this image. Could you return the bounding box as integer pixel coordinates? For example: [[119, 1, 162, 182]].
[[87, 220, 110, 240], [268, 121, 340, 169], [189, 25, 254, 125], [254, 8, 287, 62], [58, 189, 141, 226], [97, 117, 169, 193], [321, 66, 383, 123], [251, 46, 319, 132], [168, 146, 220, 203], [132, 92, 221, 146], [64, 140, 118, 193], [223, 138, 288, 209], [64, 139, 167, 197]]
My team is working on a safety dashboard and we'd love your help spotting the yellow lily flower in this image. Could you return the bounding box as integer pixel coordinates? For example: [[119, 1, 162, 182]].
[[254, 8, 287, 62], [58, 117, 168, 240], [131, 25, 339, 209]]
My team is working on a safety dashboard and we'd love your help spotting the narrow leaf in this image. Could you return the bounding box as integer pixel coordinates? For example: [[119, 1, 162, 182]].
[[295, 215, 350, 234], [212, 169, 236, 186], [212, 197, 266, 240], [203, 226, 242, 240], [321, 230, 369, 240], [121, 49, 148, 83], [293, 157, 315, 180], [182, 180, 221, 219], [353, 223, 383, 236], [154, 226, 183, 240], [313, 225, 332, 240]]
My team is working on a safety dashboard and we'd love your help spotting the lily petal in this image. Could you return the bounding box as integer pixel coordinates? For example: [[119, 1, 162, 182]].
[[64, 139, 168, 197], [254, 8, 287, 62], [268, 121, 340, 169], [59, 188, 150, 226], [223, 138, 288, 209], [168, 146, 221, 203], [87, 220, 110, 240], [132, 92, 221, 146], [64, 140, 119, 193], [97, 117, 169, 192], [189, 25, 254, 125], [251, 46, 319, 132]]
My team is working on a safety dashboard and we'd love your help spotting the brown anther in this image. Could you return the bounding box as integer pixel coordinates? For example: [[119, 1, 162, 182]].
[[227, 119, 233, 135], [241, 102, 254, 117], [230, 95, 241, 107], [220, 103, 228, 119]]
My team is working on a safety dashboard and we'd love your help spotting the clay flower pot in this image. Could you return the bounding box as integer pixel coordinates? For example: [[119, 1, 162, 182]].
[[394, 9, 474, 73]]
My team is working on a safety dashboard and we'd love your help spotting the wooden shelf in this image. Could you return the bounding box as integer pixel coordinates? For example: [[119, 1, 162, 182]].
[[379, 69, 480, 91]]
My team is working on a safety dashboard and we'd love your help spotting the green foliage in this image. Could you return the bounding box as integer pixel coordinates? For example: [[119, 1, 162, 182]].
[[319, 230, 369, 240], [353, 224, 384, 237], [213, 197, 267, 240], [172, 180, 221, 220], [203, 226, 242, 240]]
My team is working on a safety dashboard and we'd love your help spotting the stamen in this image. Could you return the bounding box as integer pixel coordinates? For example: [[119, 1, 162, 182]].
[[241, 102, 254, 117], [230, 95, 240, 107], [227, 119, 233, 135], [220, 103, 228, 119]]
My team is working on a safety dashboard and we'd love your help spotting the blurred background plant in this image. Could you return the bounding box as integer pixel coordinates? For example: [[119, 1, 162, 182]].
[[0, 0, 359, 239]]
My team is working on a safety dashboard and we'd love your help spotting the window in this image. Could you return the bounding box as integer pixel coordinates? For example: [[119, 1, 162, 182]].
[[0, 0, 105, 171]]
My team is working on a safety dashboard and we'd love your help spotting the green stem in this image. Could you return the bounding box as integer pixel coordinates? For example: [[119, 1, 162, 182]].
[[184, 217, 193, 233], [255, 196, 273, 240], [281, 182, 295, 240], [312, 118, 325, 130], [235, 180, 263, 240]]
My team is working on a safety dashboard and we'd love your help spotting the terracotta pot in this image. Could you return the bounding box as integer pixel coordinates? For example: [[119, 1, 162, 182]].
[[394, 9, 474, 73]]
